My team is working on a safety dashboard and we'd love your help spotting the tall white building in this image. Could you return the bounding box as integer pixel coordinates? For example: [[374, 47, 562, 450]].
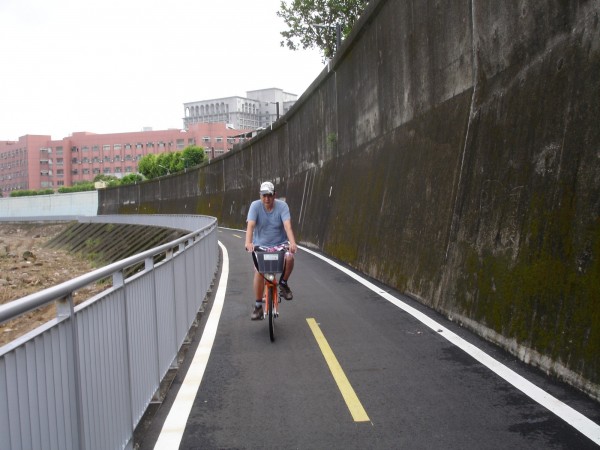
[[183, 88, 298, 131]]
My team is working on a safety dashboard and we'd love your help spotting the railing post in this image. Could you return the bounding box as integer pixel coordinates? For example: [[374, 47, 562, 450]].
[[113, 270, 135, 442], [146, 256, 163, 401], [56, 293, 85, 450], [168, 248, 180, 367]]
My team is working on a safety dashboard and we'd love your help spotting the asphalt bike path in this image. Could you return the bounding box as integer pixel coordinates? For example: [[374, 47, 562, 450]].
[[141, 228, 600, 449]]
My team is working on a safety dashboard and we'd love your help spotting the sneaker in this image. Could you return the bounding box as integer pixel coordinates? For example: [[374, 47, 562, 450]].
[[251, 305, 264, 320], [279, 283, 293, 301]]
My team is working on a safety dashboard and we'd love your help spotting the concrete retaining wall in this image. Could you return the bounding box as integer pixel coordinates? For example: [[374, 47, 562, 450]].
[[0, 191, 98, 218], [99, 0, 600, 399]]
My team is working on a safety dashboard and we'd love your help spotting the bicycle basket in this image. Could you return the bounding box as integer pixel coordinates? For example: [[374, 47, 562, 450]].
[[255, 251, 286, 274]]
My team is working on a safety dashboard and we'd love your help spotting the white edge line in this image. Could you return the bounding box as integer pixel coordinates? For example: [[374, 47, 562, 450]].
[[153, 241, 229, 450], [299, 245, 600, 445]]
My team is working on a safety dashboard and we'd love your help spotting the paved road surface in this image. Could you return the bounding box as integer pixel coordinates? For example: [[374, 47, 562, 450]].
[[137, 228, 600, 449]]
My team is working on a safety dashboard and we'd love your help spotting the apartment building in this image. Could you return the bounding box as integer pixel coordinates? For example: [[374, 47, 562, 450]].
[[0, 123, 242, 196], [183, 87, 297, 131]]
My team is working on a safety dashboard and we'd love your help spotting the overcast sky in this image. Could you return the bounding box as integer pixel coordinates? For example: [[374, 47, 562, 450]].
[[0, 0, 326, 140]]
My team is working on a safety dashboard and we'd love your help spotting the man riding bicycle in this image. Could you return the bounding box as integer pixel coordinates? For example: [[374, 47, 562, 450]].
[[245, 181, 298, 320]]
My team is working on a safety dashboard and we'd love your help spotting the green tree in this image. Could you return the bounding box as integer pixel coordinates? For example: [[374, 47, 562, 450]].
[[93, 174, 120, 187], [156, 152, 177, 176], [10, 189, 54, 197], [138, 147, 207, 179], [138, 153, 158, 179], [120, 173, 144, 185], [57, 182, 95, 193], [277, 0, 369, 58], [180, 145, 206, 169]]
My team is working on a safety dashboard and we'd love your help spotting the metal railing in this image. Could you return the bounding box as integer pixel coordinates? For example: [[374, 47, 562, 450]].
[[0, 215, 219, 450]]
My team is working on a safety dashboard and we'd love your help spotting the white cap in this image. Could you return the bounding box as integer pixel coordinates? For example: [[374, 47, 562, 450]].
[[260, 181, 275, 195]]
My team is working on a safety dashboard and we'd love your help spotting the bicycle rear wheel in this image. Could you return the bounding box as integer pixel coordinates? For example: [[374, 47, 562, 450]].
[[268, 286, 275, 342]]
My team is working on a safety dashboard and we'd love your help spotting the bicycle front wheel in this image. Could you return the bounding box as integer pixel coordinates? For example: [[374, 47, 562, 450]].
[[268, 286, 275, 342]]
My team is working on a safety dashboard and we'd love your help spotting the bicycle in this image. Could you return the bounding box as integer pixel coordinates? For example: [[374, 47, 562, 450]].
[[253, 246, 287, 342]]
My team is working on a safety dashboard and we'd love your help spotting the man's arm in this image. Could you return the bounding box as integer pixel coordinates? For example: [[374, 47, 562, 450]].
[[245, 220, 256, 252], [283, 219, 297, 253]]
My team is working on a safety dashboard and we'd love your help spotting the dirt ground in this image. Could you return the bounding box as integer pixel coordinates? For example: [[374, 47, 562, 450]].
[[0, 223, 107, 347]]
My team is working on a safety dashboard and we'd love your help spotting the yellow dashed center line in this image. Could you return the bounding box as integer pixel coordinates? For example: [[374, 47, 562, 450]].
[[306, 318, 370, 423]]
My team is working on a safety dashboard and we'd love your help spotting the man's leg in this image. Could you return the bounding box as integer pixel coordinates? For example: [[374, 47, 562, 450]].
[[279, 253, 294, 300], [254, 271, 264, 300], [282, 253, 294, 281], [251, 271, 265, 320]]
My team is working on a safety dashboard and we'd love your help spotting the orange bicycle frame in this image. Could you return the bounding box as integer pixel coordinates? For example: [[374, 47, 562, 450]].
[[262, 278, 279, 318]]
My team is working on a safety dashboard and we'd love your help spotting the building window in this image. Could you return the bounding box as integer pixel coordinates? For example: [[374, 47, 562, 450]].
[[114, 155, 121, 162], [125, 166, 132, 173], [56, 146, 63, 155], [83, 169, 90, 174], [124, 144, 132, 150], [82, 157, 89, 163], [93, 168, 100, 174], [81, 146, 89, 152], [115, 167, 122, 173], [125, 155, 132, 161], [176, 139, 184, 149], [136, 143, 143, 149], [216, 137, 223, 142], [203, 136, 210, 142], [114, 144, 122, 151], [72, 169, 78, 175], [103, 168, 111, 174], [103, 145, 110, 152]]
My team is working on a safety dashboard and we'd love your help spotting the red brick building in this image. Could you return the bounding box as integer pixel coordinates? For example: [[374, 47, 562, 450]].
[[0, 123, 243, 196]]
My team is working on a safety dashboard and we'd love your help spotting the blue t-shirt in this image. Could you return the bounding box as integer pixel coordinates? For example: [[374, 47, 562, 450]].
[[247, 199, 291, 247]]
